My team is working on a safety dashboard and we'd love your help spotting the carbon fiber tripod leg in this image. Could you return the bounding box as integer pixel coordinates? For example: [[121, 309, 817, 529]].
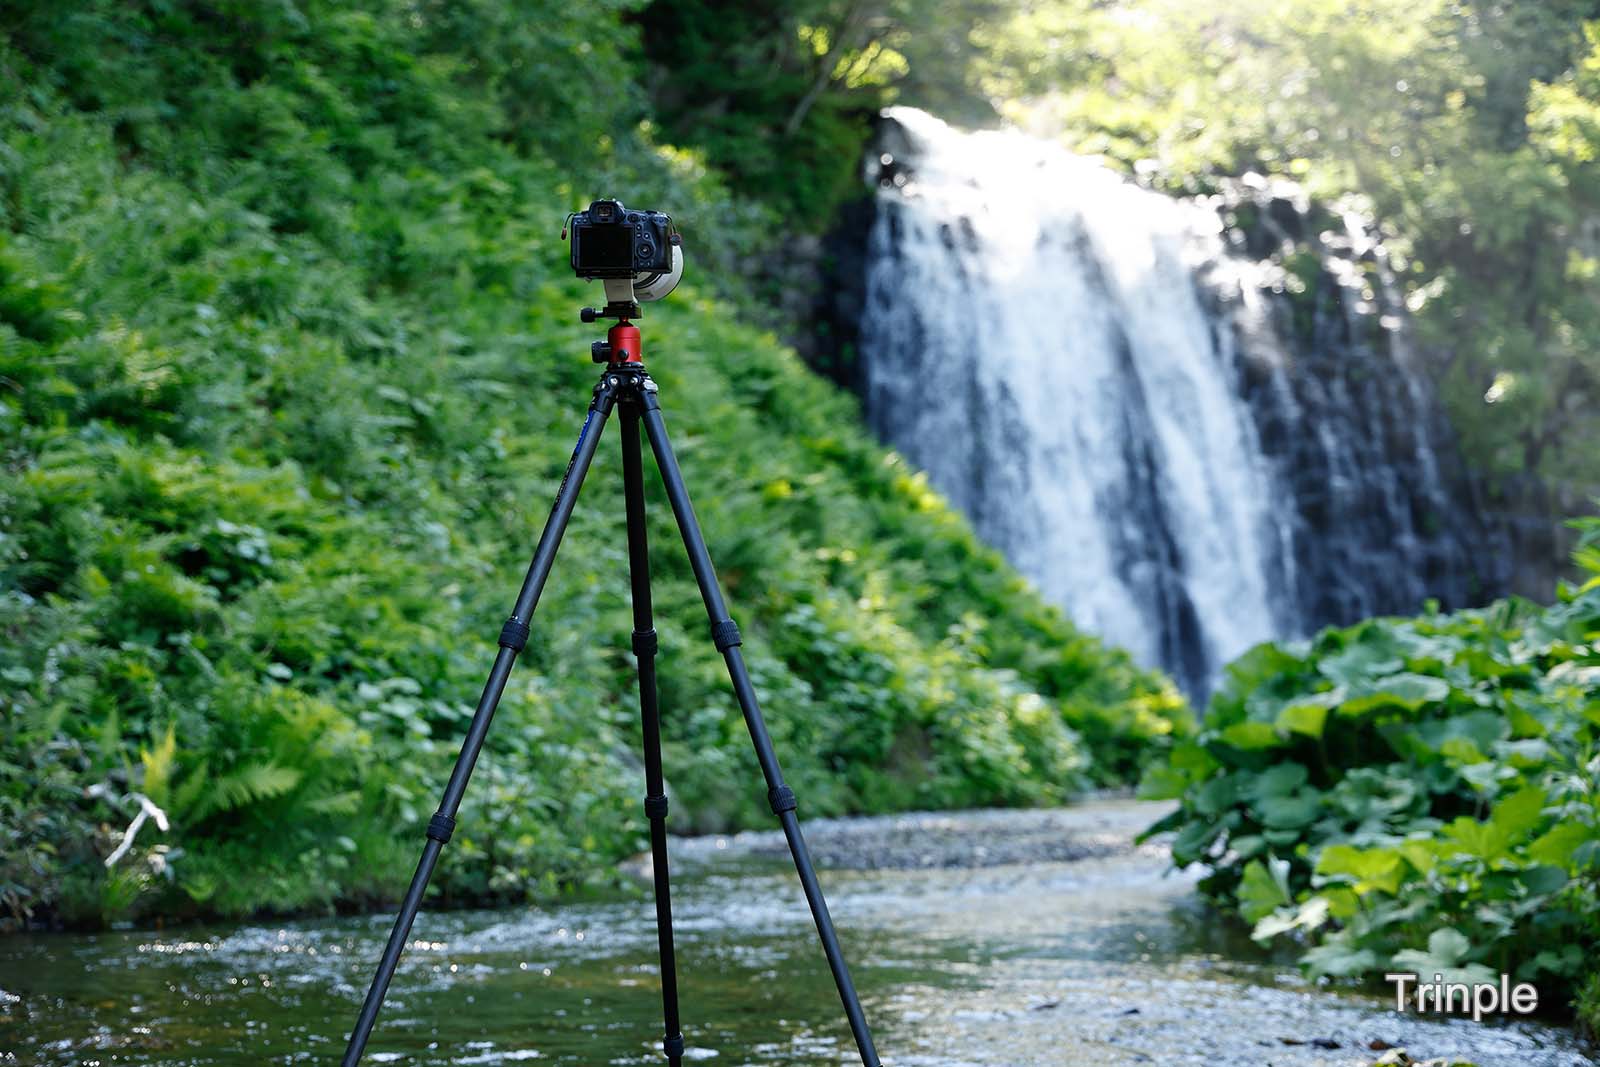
[[340, 376, 620, 1067], [620, 402, 686, 1066], [636, 391, 884, 1067]]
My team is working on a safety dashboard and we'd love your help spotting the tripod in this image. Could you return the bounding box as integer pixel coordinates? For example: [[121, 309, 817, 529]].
[[340, 310, 884, 1067]]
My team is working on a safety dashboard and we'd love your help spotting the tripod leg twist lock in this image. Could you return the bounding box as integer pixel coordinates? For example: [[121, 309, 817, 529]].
[[425, 813, 456, 844], [768, 785, 798, 815], [498, 617, 531, 652], [710, 618, 742, 650], [340, 357, 883, 1067]]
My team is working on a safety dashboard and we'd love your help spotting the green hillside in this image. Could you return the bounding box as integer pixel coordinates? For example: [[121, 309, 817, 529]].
[[0, 2, 1183, 929]]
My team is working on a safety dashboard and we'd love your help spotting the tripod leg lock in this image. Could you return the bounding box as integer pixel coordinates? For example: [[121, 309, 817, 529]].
[[498, 617, 531, 653], [644, 793, 669, 820], [425, 812, 456, 844], [767, 785, 798, 815], [663, 1033, 685, 1060], [710, 619, 742, 651], [632, 628, 658, 658]]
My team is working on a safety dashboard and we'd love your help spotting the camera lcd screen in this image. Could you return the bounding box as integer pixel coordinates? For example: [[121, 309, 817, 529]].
[[575, 224, 633, 271]]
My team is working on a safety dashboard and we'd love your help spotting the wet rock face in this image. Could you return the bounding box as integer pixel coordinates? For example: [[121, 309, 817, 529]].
[[813, 110, 1539, 695], [808, 110, 921, 393], [809, 193, 878, 392], [1199, 174, 1513, 630]]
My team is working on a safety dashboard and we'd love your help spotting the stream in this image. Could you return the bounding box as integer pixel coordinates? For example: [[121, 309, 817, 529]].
[[0, 800, 1591, 1066]]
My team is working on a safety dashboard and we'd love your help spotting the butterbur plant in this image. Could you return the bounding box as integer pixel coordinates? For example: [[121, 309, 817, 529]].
[[1143, 511, 1600, 1018]]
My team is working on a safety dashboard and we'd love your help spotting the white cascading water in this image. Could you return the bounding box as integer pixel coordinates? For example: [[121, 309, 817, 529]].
[[857, 108, 1491, 696]]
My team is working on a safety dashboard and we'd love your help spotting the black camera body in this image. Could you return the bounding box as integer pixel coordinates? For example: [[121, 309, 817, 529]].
[[568, 199, 677, 280]]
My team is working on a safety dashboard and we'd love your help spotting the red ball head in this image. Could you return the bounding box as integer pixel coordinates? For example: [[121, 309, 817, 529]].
[[607, 321, 642, 364]]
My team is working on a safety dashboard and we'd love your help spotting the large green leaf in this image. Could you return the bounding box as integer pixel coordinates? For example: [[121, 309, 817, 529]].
[[1440, 737, 1489, 764], [1171, 817, 1226, 866], [1340, 672, 1450, 715], [1411, 711, 1508, 760], [1193, 772, 1242, 816], [1392, 928, 1497, 986], [1528, 821, 1595, 868], [1248, 762, 1310, 800], [1519, 864, 1569, 896], [1238, 857, 1293, 923], [1440, 815, 1513, 863], [1219, 721, 1278, 751], [1221, 641, 1311, 695], [1277, 697, 1333, 738], [1318, 636, 1403, 688], [1257, 788, 1322, 829], [201, 762, 304, 817], [1315, 843, 1404, 895], [1488, 786, 1548, 844], [1492, 738, 1555, 767]]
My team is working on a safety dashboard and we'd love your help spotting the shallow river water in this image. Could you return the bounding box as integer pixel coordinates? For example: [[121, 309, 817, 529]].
[[1, 801, 1592, 1066]]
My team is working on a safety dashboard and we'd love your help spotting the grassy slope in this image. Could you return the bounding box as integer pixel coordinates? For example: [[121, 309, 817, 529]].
[[0, 3, 1184, 928]]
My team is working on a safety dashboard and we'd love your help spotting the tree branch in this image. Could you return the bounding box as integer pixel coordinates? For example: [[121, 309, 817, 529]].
[[784, 1, 870, 137]]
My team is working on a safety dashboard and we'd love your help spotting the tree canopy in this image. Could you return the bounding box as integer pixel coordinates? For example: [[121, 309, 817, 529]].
[[639, 0, 1600, 497]]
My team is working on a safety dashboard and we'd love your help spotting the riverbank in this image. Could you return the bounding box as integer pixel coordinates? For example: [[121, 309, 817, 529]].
[[2, 800, 1589, 1066]]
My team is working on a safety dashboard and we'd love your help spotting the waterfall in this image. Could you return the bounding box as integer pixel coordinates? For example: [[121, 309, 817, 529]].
[[854, 108, 1500, 697]]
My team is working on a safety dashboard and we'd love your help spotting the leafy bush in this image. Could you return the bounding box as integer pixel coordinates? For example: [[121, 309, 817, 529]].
[[1145, 516, 1600, 1022], [0, 1, 1184, 930]]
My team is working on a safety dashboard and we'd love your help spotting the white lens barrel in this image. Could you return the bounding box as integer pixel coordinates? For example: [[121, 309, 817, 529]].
[[634, 245, 683, 302]]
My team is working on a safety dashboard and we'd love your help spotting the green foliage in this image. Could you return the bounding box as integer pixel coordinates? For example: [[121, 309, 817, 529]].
[[1145, 515, 1600, 1019], [0, 0, 1182, 929], [1580, 968, 1600, 1038], [633, 0, 1009, 221]]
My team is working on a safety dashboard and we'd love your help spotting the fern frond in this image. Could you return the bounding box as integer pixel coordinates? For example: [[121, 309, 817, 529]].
[[171, 758, 211, 819], [304, 790, 361, 816], [139, 723, 178, 806], [204, 762, 303, 816]]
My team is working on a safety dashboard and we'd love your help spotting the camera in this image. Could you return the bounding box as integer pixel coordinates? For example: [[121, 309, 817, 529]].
[[569, 198, 678, 278], [566, 198, 684, 307]]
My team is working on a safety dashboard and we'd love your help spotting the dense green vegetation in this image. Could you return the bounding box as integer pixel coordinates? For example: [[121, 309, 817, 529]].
[[0, 1, 1183, 930], [632, 0, 1003, 219], [1146, 517, 1600, 1029]]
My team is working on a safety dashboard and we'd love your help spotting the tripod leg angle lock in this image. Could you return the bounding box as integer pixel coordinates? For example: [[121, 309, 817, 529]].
[[339, 344, 884, 1067]]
